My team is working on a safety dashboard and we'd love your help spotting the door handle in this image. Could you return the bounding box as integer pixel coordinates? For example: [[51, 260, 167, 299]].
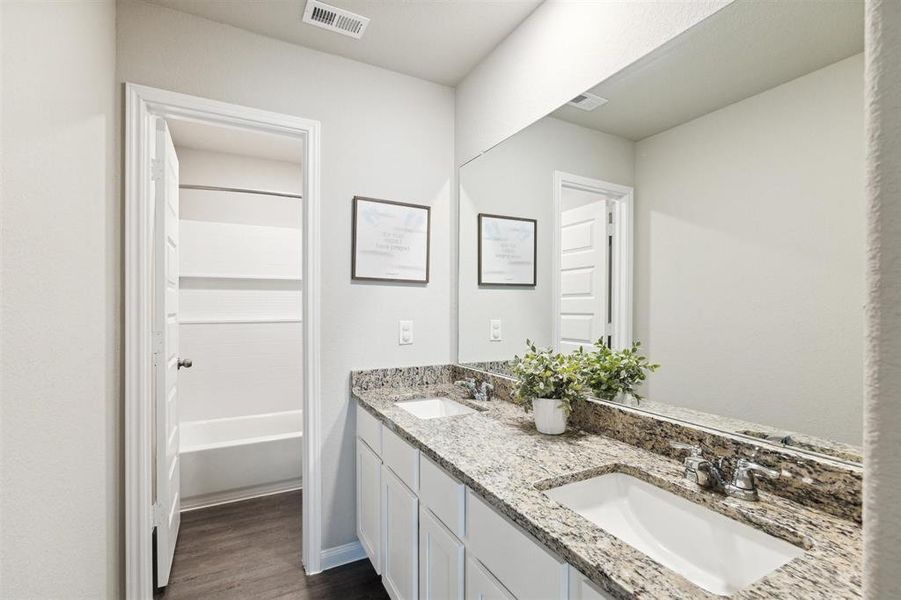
[[177, 358, 193, 370]]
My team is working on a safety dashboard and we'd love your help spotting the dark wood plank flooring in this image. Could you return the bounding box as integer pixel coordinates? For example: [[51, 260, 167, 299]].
[[158, 491, 388, 600]]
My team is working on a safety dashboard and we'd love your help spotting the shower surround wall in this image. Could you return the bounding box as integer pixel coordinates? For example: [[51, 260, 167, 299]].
[[176, 147, 303, 423], [175, 146, 303, 506]]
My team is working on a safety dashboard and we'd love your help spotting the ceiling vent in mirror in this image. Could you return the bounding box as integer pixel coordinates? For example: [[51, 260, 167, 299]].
[[568, 92, 608, 111], [302, 0, 370, 39]]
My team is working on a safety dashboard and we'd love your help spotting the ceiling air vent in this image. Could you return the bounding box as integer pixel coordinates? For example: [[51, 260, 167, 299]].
[[302, 0, 370, 39], [567, 92, 608, 111]]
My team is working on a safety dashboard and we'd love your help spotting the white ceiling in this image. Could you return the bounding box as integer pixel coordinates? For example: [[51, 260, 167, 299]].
[[551, 1, 864, 141], [143, 0, 543, 86], [168, 118, 305, 163]]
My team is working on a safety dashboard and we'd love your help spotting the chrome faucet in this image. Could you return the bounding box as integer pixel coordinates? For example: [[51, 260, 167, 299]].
[[670, 442, 779, 502], [725, 457, 781, 501], [454, 378, 494, 402]]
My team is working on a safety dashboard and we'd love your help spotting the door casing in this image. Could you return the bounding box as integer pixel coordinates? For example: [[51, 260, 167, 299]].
[[124, 83, 322, 598]]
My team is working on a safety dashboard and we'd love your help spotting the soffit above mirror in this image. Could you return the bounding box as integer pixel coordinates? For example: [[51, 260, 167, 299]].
[[551, 1, 864, 141]]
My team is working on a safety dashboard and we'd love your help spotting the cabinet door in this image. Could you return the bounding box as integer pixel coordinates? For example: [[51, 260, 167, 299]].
[[465, 555, 515, 600], [356, 438, 381, 574], [420, 506, 464, 600], [382, 467, 419, 600]]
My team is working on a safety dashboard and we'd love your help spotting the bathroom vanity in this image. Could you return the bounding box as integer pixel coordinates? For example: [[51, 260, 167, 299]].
[[352, 365, 862, 600]]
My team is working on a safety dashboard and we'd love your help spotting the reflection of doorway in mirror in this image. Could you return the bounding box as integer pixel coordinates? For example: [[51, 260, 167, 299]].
[[553, 172, 633, 355], [558, 192, 609, 354]]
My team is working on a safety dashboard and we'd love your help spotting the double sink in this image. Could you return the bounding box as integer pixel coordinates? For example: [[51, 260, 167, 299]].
[[395, 396, 805, 596]]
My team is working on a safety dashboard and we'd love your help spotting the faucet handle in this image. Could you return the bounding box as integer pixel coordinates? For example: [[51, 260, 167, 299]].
[[735, 458, 780, 481], [669, 441, 702, 456], [669, 442, 708, 486], [726, 458, 780, 501]]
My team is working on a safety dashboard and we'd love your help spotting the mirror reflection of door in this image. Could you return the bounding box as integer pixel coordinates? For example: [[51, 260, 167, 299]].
[[557, 181, 612, 354]]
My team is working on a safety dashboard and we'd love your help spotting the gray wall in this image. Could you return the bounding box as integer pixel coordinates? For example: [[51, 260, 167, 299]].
[[634, 54, 865, 445], [0, 1, 120, 597], [458, 117, 633, 362]]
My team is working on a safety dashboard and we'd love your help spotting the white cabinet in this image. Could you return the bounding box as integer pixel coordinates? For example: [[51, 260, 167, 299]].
[[382, 426, 420, 492], [356, 400, 612, 600], [357, 403, 383, 455], [356, 439, 382, 574], [466, 555, 516, 600], [419, 455, 466, 538], [466, 489, 568, 600], [382, 467, 419, 600], [419, 506, 464, 600]]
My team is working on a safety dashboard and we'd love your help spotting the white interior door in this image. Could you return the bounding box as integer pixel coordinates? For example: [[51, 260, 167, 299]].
[[558, 188, 610, 354], [153, 117, 181, 587]]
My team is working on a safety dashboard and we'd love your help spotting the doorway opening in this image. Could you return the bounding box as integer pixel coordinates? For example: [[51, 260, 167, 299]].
[[125, 85, 322, 599]]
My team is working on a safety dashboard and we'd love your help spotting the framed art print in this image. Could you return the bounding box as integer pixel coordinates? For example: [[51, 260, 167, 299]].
[[352, 196, 431, 283], [478, 213, 537, 286]]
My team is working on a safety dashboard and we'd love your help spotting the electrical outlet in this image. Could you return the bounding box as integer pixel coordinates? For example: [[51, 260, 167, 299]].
[[489, 319, 502, 342], [399, 320, 413, 345]]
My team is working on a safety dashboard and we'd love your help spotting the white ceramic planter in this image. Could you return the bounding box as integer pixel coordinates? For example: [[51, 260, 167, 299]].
[[532, 397, 567, 435]]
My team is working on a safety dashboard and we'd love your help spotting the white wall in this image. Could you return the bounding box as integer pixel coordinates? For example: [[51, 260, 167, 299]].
[[0, 1, 120, 598], [117, 0, 455, 551], [634, 54, 865, 445], [454, 0, 729, 165], [176, 147, 304, 423], [459, 117, 633, 362], [863, 0, 901, 594]]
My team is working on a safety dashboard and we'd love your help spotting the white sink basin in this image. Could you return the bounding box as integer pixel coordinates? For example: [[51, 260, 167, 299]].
[[545, 473, 804, 596], [395, 397, 476, 419]]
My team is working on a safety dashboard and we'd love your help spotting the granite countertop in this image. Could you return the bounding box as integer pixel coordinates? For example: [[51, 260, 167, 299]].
[[352, 382, 862, 599]]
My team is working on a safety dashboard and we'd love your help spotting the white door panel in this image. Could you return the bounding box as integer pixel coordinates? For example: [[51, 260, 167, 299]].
[[153, 118, 181, 588], [558, 191, 609, 355]]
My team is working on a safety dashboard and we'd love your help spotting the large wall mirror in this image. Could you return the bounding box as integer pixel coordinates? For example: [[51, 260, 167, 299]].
[[457, 1, 865, 464]]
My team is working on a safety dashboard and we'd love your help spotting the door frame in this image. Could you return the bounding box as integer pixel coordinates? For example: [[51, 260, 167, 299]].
[[552, 171, 633, 352], [124, 83, 323, 598]]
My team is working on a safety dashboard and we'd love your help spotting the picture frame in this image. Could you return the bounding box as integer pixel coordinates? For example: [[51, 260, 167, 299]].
[[352, 196, 431, 283], [478, 213, 537, 286]]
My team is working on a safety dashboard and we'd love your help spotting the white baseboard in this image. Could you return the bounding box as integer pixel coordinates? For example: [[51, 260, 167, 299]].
[[320, 540, 367, 571], [181, 478, 302, 512]]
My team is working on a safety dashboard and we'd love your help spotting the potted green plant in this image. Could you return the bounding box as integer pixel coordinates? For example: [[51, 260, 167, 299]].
[[511, 340, 586, 434], [583, 341, 659, 405]]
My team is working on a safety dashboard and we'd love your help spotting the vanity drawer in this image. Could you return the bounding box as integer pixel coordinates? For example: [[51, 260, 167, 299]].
[[356, 402, 382, 456], [382, 426, 420, 492], [465, 489, 567, 600], [419, 455, 465, 538]]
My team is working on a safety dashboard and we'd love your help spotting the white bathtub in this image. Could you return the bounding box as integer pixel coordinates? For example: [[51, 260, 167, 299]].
[[179, 410, 302, 510]]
